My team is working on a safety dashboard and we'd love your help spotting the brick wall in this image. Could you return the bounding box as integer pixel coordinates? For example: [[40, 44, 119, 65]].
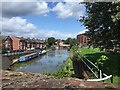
[[11, 37, 20, 50], [77, 34, 89, 45]]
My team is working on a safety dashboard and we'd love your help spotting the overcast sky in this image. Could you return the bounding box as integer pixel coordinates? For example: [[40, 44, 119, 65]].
[[1, 1, 87, 39]]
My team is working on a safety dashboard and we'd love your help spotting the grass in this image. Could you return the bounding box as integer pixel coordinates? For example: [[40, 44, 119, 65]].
[[44, 58, 75, 78], [104, 76, 120, 85], [79, 47, 101, 55], [44, 47, 120, 85], [79, 47, 120, 85]]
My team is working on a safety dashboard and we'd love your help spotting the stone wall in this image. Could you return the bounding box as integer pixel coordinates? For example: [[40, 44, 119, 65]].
[[1, 70, 118, 89]]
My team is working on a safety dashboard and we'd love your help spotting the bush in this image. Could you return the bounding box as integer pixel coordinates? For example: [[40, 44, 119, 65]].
[[95, 55, 109, 70]]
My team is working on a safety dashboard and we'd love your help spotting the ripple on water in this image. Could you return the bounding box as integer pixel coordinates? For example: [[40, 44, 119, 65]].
[[11, 49, 69, 73]]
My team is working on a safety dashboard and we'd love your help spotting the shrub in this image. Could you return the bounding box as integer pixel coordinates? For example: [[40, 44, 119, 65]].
[[95, 55, 109, 69]]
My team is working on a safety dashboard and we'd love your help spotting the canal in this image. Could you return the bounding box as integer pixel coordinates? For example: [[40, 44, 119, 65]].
[[10, 49, 70, 73]]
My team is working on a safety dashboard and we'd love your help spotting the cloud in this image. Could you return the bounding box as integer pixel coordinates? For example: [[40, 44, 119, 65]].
[[2, 1, 49, 18], [52, 2, 85, 19], [1, 1, 85, 19], [64, 0, 84, 2], [1, 17, 37, 37], [2, 0, 84, 2], [35, 30, 76, 39], [2, 0, 40, 2], [78, 29, 88, 34], [1, 17, 76, 39]]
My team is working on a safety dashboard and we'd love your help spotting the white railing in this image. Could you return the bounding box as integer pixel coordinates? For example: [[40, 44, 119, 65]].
[[79, 54, 113, 82]]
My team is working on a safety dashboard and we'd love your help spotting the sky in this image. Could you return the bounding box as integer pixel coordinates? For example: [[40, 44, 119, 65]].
[[1, 0, 88, 40]]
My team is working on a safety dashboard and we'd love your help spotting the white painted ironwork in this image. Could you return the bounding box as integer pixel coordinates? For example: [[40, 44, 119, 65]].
[[87, 75, 112, 81], [81, 58, 98, 78], [79, 54, 112, 82], [100, 70, 102, 79]]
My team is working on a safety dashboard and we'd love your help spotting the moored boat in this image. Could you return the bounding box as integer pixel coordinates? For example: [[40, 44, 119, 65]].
[[39, 50, 47, 55], [19, 53, 39, 62]]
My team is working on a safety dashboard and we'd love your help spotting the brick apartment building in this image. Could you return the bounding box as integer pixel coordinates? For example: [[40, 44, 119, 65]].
[[0, 36, 46, 53], [77, 33, 89, 46], [11, 37, 20, 50], [18, 37, 27, 50]]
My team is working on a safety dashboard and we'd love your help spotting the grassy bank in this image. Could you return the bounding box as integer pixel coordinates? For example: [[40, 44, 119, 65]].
[[79, 47, 120, 85], [44, 47, 120, 85], [44, 58, 75, 78]]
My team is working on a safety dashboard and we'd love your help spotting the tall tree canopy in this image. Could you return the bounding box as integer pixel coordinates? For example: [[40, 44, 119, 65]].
[[80, 2, 120, 50], [47, 37, 56, 46], [64, 38, 77, 46]]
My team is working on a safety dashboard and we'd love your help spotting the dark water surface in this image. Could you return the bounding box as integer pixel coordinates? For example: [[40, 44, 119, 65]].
[[10, 49, 69, 73]]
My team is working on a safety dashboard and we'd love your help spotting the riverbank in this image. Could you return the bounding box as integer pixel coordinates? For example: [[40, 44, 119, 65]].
[[78, 47, 120, 85], [2, 50, 36, 70], [45, 47, 120, 85], [2, 49, 49, 70], [1, 70, 119, 89], [44, 58, 74, 78], [10, 49, 69, 73]]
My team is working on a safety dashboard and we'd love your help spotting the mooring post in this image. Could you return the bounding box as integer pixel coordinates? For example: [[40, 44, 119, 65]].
[[111, 75, 113, 83]]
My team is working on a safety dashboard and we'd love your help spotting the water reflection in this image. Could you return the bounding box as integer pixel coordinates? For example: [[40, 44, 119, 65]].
[[10, 49, 69, 73]]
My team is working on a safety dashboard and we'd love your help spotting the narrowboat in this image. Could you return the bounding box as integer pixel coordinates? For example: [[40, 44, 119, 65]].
[[19, 53, 39, 62]]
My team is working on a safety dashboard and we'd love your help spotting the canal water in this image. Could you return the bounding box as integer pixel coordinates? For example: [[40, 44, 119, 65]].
[[10, 49, 69, 73]]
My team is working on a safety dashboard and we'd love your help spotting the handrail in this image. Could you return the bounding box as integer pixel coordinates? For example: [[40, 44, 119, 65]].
[[81, 58, 98, 78], [78, 54, 112, 82], [80, 54, 99, 70], [87, 75, 112, 81], [83, 56, 99, 70]]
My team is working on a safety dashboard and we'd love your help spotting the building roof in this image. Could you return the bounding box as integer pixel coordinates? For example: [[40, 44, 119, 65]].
[[11, 37, 20, 41], [0, 36, 12, 43], [26, 38, 33, 43], [0, 36, 46, 44], [17, 37, 26, 41], [77, 33, 87, 36]]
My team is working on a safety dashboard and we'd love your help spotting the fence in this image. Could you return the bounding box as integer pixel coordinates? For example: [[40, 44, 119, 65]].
[[2, 50, 35, 57], [79, 54, 113, 82]]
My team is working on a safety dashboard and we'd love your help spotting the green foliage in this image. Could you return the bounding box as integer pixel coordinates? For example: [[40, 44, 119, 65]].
[[80, 2, 120, 50], [44, 47, 120, 84], [47, 37, 56, 46], [47, 69, 71, 78], [79, 47, 100, 55], [79, 47, 120, 84], [64, 38, 77, 46], [111, 2, 120, 22], [44, 59, 74, 79], [1, 38, 7, 54], [95, 55, 108, 69], [70, 46, 81, 61]]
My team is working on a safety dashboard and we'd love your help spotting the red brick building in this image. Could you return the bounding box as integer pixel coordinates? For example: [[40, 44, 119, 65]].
[[77, 33, 89, 46], [1, 35, 47, 53], [11, 37, 20, 50], [18, 37, 27, 50]]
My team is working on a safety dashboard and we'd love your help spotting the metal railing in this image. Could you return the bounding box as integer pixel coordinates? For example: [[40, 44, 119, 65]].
[[79, 54, 113, 82], [2, 50, 35, 56]]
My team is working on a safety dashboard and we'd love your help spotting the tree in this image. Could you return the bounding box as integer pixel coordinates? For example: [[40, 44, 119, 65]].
[[64, 38, 77, 46], [0, 38, 7, 54], [47, 37, 56, 46], [80, 2, 120, 50]]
